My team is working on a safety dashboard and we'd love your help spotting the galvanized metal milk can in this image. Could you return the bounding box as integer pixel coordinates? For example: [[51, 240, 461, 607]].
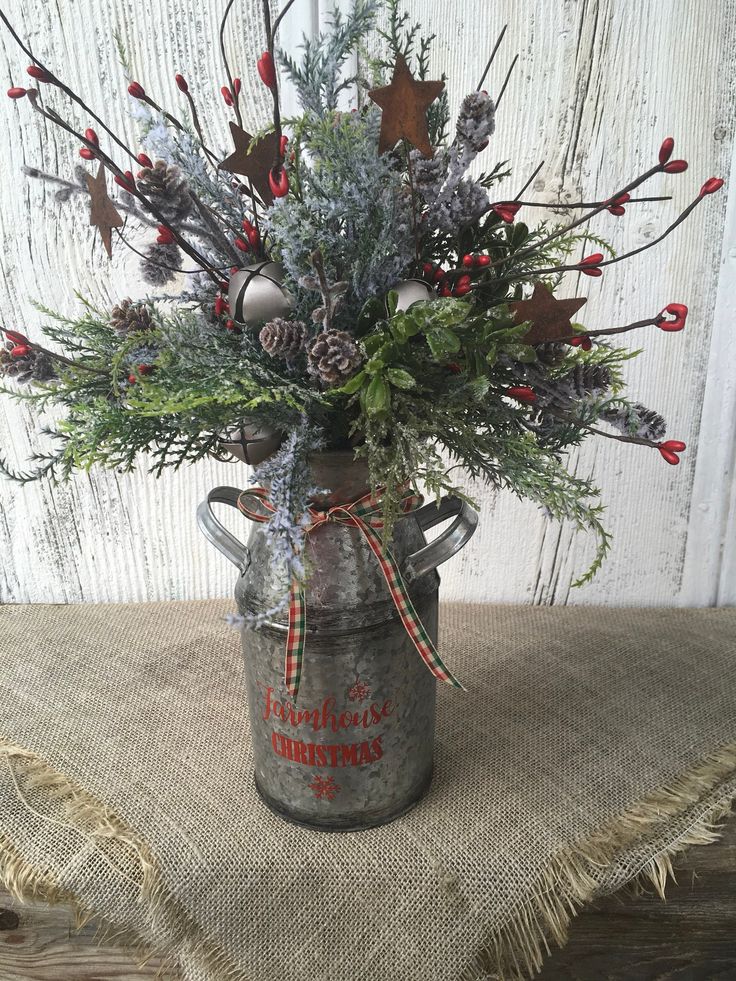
[[198, 452, 478, 831]]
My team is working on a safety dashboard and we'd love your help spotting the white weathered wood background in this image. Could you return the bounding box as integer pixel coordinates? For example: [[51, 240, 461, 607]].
[[0, 0, 734, 607]]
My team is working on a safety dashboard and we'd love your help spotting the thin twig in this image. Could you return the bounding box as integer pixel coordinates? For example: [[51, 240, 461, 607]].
[[498, 194, 672, 209], [488, 163, 665, 269], [271, 0, 299, 42], [219, 0, 244, 128], [495, 54, 518, 109], [113, 228, 228, 275], [495, 192, 706, 283], [262, 0, 285, 172], [513, 160, 545, 201], [476, 24, 508, 91]]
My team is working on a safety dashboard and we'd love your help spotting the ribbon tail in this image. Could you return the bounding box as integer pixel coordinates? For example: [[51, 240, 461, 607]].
[[285, 583, 306, 701], [355, 517, 465, 691]]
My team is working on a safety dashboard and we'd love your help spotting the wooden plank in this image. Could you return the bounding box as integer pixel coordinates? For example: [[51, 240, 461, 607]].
[[1, 820, 734, 979], [0, 0, 734, 606], [0, 891, 160, 980]]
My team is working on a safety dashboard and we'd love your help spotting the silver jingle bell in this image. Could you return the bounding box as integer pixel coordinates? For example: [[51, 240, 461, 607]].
[[390, 278, 437, 314], [216, 423, 283, 466], [228, 261, 294, 327]]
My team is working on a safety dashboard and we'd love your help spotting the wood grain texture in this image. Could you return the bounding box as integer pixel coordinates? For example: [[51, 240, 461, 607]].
[[1, 819, 734, 980], [0, 0, 734, 606]]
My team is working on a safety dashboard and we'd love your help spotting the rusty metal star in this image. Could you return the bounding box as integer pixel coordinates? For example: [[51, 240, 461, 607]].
[[86, 163, 123, 259], [219, 123, 280, 206], [368, 54, 445, 158], [510, 283, 588, 345]]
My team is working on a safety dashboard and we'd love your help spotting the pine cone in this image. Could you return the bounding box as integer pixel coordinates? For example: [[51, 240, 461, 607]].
[[564, 364, 612, 398], [0, 344, 56, 384], [536, 343, 568, 367], [259, 319, 306, 360], [110, 299, 154, 336], [137, 160, 192, 221], [602, 402, 667, 441], [307, 330, 362, 387], [141, 242, 182, 287]]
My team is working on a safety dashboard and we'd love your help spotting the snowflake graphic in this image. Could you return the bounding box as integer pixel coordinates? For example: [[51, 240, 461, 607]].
[[347, 677, 371, 703], [309, 774, 341, 801]]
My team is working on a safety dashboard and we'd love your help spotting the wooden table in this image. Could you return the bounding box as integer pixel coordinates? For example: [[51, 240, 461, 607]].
[[1, 820, 734, 980]]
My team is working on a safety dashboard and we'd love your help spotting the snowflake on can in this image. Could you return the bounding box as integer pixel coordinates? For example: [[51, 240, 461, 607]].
[[347, 677, 371, 703], [309, 774, 341, 801]]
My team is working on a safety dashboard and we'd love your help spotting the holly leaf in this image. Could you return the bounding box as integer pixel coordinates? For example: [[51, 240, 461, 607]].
[[365, 374, 391, 415], [425, 325, 461, 358], [386, 368, 415, 389]]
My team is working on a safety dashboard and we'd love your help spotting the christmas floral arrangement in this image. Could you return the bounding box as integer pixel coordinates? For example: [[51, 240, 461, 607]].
[[0, 0, 724, 589]]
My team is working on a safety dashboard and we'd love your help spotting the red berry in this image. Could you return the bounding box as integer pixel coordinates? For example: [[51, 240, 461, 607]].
[[661, 439, 686, 453], [225, 319, 236, 331], [507, 386, 537, 403], [257, 51, 277, 89], [221, 85, 234, 106], [476, 254, 491, 267], [175, 73, 189, 93], [230, 266, 239, 276], [128, 81, 146, 100], [453, 284, 472, 296], [279, 134, 289, 158], [234, 237, 249, 251], [138, 363, 153, 375], [700, 177, 724, 196], [433, 267, 446, 283], [422, 262, 435, 278], [137, 152, 153, 168], [79, 147, 96, 160], [462, 254, 474, 267], [26, 65, 51, 82], [658, 303, 688, 332], [127, 374, 137, 385], [10, 343, 31, 358], [456, 273, 472, 289], [214, 295, 229, 316], [156, 225, 175, 244], [608, 205, 626, 216], [663, 159, 688, 174], [658, 137, 675, 165], [84, 127, 99, 146], [247, 227, 260, 248], [492, 202, 521, 223], [658, 447, 680, 465], [569, 335, 592, 351], [438, 285, 452, 297], [7, 87, 27, 99], [114, 171, 135, 192], [233, 77, 242, 96], [268, 166, 289, 198], [4, 330, 29, 346]]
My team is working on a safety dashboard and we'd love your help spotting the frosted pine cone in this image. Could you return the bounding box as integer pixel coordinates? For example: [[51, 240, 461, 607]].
[[456, 91, 496, 150], [307, 330, 362, 387], [110, 299, 153, 336], [536, 343, 568, 367], [0, 344, 55, 383], [259, 319, 306, 360], [141, 242, 181, 287], [601, 402, 667, 441], [562, 364, 612, 398], [137, 160, 192, 221]]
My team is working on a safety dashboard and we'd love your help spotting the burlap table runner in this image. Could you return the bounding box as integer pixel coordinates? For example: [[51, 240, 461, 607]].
[[0, 601, 735, 980]]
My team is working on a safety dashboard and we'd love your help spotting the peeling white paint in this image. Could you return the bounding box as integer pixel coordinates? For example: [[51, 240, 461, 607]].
[[0, 0, 734, 606]]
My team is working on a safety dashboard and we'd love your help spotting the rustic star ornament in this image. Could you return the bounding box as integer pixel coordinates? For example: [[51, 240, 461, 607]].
[[368, 54, 445, 158], [219, 123, 280, 206], [86, 163, 123, 259], [510, 282, 588, 345]]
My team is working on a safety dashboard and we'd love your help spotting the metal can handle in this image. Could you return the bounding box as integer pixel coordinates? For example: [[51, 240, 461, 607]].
[[197, 486, 251, 576], [404, 496, 479, 581]]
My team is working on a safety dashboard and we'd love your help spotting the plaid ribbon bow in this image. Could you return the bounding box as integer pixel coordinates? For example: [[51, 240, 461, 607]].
[[237, 485, 463, 701]]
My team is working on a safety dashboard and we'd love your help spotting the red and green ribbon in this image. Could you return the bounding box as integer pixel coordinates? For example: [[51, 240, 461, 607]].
[[237, 485, 463, 700]]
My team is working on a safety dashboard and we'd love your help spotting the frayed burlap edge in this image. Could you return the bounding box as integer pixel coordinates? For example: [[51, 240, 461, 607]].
[[463, 742, 736, 981], [0, 741, 254, 981], [1, 739, 735, 981]]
